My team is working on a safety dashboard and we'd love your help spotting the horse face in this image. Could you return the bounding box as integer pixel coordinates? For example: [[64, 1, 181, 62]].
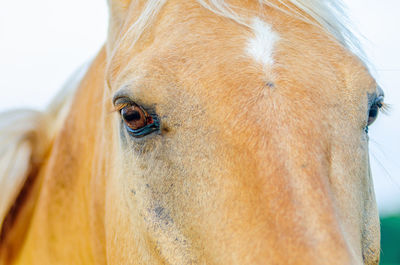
[[105, 1, 381, 264]]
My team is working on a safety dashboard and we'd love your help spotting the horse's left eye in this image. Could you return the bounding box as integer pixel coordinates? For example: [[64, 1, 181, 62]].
[[365, 95, 384, 134], [120, 104, 160, 137], [367, 96, 384, 126], [121, 105, 148, 130]]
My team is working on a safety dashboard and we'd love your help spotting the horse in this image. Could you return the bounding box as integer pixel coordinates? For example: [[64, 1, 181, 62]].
[[0, 0, 385, 264]]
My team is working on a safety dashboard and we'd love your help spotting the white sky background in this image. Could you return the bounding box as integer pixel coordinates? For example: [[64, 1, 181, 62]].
[[0, 0, 399, 216]]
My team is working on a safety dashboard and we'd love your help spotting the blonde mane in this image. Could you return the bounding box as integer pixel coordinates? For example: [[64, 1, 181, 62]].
[[0, 63, 90, 231]]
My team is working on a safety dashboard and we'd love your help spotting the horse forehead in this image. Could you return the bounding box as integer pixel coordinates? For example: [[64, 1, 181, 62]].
[[245, 17, 280, 67], [116, 3, 372, 102], [151, 14, 349, 77]]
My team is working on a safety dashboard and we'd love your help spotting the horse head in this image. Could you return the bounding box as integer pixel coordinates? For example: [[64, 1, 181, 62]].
[[0, 1, 384, 264]]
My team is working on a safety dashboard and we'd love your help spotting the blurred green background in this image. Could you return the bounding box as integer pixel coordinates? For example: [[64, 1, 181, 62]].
[[381, 214, 400, 265]]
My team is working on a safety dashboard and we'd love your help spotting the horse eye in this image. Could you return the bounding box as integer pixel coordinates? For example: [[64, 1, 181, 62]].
[[120, 104, 160, 137], [367, 96, 384, 126], [121, 105, 148, 130], [367, 105, 379, 126]]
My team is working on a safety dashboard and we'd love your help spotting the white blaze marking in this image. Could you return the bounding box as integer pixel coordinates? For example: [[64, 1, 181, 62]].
[[246, 17, 280, 67]]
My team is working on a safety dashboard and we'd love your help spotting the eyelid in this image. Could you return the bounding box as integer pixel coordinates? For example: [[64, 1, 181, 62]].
[[112, 85, 136, 105], [112, 88, 156, 114], [375, 95, 384, 108], [113, 98, 133, 112], [368, 93, 384, 108], [113, 94, 133, 106]]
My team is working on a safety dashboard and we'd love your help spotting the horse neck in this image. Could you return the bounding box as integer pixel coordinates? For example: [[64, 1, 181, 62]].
[[9, 48, 109, 265]]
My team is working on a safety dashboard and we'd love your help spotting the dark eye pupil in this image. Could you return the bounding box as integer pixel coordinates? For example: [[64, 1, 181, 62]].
[[123, 110, 142, 122], [368, 105, 379, 126], [369, 106, 378, 118]]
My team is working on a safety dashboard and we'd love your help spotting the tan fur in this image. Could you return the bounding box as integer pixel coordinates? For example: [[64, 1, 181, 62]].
[[1, 1, 381, 264], [0, 61, 89, 264]]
